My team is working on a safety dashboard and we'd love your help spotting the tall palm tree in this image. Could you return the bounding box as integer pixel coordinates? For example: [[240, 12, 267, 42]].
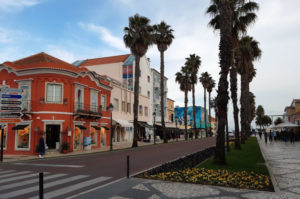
[[237, 36, 261, 144], [153, 21, 174, 144], [175, 66, 192, 141], [185, 54, 201, 139], [207, 77, 216, 135], [213, 0, 233, 165], [248, 91, 256, 126], [124, 14, 154, 148], [199, 72, 211, 137], [207, 0, 259, 150]]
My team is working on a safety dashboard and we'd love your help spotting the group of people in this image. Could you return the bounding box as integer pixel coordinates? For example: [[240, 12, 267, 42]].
[[258, 129, 298, 144]]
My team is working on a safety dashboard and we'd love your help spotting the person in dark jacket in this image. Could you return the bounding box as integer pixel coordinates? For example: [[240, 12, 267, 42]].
[[39, 134, 45, 158]]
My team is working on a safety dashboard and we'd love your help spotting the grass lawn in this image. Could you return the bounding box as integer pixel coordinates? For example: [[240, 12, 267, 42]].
[[199, 137, 269, 175]]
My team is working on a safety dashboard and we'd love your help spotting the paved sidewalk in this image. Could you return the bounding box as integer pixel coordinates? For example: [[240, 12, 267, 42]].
[[72, 137, 300, 199], [2, 138, 184, 163]]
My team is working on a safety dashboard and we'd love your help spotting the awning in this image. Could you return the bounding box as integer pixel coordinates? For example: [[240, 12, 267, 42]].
[[113, 119, 132, 127], [101, 126, 109, 130], [12, 125, 28, 130], [92, 126, 100, 130], [75, 125, 87, 130], [138, 121, 153, 129]]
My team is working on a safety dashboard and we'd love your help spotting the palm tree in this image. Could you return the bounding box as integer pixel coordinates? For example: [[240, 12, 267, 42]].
[[248, 91, 256, 126], [199, 72, 211, 137], [207, 77, 216, 135], [255, 105, 264, 133], [185, 54, 201, 139], [175, 66, 192, 140], [212, 0, 233, 165], [207, 0, 259, 150], [124, 14, 154, 148], [237, 36, 261, 144], [153, 21, 174, 144]]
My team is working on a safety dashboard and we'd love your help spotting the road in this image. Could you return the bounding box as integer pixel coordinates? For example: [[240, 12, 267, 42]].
[[0, 137, 215, 199]]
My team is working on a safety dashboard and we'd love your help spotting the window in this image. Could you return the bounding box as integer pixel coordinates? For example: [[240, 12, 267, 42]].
[[46, 83, 62, 103], [16, 125, 30, 149], [147, 91, 150, 98], [144, 107, 148, 116], [0, 124, 7, 149], [139, 105, 143, 115], [101, 95, 106, 110], [113, 98, 119, 111], [90, 90, 98, 112], [20, 85, 30, 111], [127, 103, 131, 113], [122, 101, 126, 112], [139, 87, 141, 94], [147, 76, 150, 82], [90, 126, 97, 145], [75, 87, 84, 111]]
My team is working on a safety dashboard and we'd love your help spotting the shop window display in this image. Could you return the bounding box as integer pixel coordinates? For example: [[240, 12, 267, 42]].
[[16, 126, 30, 149]]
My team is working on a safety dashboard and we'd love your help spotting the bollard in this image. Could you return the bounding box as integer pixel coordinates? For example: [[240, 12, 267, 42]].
[[39, 172, 43, 199], [127, 155, 130, 178]]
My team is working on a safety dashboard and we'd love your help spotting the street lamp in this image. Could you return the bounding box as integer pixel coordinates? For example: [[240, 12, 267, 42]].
[[153, 111, 156, 144], [175, 116, 178, 142], [107, 103, 114, 151]]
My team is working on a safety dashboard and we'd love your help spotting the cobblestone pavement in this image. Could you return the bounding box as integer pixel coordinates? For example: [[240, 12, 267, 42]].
[[73, 137, 300, 199]]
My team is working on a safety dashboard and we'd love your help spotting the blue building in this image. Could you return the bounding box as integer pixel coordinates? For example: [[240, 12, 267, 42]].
[[174, 106, 209, 129]]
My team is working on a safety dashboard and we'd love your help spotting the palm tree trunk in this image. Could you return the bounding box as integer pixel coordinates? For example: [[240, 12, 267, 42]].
[[160, 50, 167, 143], [192, 84, 197, 139], [240, 72, 247, 144], [245, 79, 250, 139], [208, 91, 212, 135], [230, 66, 241, 149], [214, 0, 233, 165], [184, 89, 188, 140], [204, 88, 207, 137], [132, 56, 140, 148]]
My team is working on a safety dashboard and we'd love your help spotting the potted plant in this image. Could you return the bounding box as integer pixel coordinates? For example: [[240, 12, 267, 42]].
[[61, 142, 70, 153]]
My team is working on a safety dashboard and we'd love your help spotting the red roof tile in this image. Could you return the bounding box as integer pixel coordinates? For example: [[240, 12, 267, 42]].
[[79, 54, 130, 67], [3, 52, 88, 73], [294, 99, 300, 103]]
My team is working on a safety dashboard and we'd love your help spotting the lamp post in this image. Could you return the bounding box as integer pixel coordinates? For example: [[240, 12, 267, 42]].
[[175, 116, 178, 142], [107, 103, 114, 151], [153, 111, 156, 144]]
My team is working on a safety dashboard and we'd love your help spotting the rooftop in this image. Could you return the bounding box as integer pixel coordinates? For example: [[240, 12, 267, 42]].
[[3, 52, 88, 73], [78, 54, 131, 67]]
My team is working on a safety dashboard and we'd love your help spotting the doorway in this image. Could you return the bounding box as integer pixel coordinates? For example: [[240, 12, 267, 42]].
[[46, 125, 60, 150]]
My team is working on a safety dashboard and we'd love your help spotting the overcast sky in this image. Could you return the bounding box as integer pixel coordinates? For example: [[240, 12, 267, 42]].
[[0, 0, 299, 130]]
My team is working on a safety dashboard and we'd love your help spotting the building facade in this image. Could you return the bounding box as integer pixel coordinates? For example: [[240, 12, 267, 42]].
[[284, 99, 300, 125], [0, 52, 112, 155], [77, 54, 152, 142], [167, 98, 175, 124]]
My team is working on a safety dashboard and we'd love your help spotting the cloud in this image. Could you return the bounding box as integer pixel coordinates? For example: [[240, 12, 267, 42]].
[[0, 0, 40, 11], [78, 22, 127, 52], [45, 45, 78, 63]]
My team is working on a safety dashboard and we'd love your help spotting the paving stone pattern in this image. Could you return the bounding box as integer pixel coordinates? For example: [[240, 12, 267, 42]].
[[75, 137, 300, 199]]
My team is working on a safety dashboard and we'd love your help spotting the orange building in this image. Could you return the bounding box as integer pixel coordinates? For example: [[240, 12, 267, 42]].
[[284, 99, 300, 125], [0, 52, 112, 155]]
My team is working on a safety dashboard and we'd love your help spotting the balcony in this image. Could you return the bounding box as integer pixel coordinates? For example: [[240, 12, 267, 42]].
[[74, 103, 102, 119]]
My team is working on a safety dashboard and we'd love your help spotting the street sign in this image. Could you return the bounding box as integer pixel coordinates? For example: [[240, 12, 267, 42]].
[[1, 107, 22, 111], [0, 88, 23, 93], [0, 118, 21, 123], [0, 113, 22, 118], [1, 94, 22, 99], [1, 100, 22, 105]]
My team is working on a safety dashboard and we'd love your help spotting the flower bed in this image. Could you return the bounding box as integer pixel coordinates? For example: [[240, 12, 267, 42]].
[[142, 168, 273, 191]]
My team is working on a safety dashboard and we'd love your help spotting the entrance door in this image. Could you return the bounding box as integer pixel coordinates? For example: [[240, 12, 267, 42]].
[[46, 125, 60, 149]]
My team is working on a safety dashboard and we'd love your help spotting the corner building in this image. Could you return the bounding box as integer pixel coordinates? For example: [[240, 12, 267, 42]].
[[0, 52, 112, 155]]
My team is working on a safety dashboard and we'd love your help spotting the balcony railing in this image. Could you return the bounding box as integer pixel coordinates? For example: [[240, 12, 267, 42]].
[[74, 103, 102, 118]]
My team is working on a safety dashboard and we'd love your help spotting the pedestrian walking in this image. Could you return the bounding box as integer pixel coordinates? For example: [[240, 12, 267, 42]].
[[38, 134, 46, 158], [264, 131, 268, 144]]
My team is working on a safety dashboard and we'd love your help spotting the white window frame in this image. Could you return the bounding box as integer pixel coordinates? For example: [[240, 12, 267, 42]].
[[15, 123, 31, 151], [90, 90, 98, 112], [101, 95, 107, 111], [46, 82, 63, 104], [113, 98, 119, 111]]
